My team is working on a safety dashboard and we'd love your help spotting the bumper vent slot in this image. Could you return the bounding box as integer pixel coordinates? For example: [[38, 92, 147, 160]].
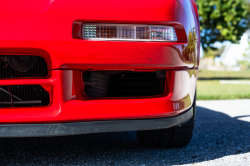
[[0, 85, 50, 107], [108, 72, 166, 97], [83, 71, 167, 98]]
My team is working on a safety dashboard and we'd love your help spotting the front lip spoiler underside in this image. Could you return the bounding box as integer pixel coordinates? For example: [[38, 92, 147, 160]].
[[0, 107, 193, 137]]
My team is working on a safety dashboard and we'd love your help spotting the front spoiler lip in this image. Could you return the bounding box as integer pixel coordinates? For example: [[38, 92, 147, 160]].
[[0, 107, 193, 138]]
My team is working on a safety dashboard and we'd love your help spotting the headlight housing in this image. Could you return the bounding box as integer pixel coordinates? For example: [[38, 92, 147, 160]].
[[83, 24, 177, 42]]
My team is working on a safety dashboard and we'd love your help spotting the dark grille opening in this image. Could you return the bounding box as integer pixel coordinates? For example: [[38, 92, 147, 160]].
[[0, 85, 50, 108], [0, 55, 48, 79], [83, 71, 167, 98]]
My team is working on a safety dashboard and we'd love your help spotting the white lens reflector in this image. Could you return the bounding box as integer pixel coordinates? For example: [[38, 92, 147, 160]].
[[83, 24, 177, 41]]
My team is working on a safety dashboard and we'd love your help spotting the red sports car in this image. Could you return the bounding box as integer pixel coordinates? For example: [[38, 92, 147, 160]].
[[0, 0, 199, 148]]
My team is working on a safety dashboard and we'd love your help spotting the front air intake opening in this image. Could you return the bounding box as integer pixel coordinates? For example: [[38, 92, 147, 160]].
[[0, 55, 48, 79], [83, 71, 167, 98], [0, 85, 50, 108]]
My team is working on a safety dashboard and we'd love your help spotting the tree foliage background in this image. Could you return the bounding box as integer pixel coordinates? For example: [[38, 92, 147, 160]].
[[196, 0, 250, 50]]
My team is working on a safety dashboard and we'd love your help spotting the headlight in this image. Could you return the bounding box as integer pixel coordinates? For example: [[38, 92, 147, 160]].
[[83, 24, 177, 42]]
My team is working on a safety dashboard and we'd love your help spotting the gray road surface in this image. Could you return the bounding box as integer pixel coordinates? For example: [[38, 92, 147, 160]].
[[0, 99, 250, 165]]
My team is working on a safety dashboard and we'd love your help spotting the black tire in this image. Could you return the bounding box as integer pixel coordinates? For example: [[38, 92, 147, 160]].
[[137, 93, 196, 148]]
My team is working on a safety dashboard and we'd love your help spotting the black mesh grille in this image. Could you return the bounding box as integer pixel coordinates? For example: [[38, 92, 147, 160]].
[[0, 56, 48, 79], [0, 55, 50, 107], [83, 71, 167, 98], [107, 72, 166, 97], [0, 85, 50, 107]]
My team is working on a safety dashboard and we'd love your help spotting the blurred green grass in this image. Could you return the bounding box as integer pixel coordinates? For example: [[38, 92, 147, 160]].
[[197, 70, 250, 100], [198, 70, 250, 79]]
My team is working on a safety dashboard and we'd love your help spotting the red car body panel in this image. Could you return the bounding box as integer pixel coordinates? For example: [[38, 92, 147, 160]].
[[0, 69, 197, 123], [0, 0, 199, 126]]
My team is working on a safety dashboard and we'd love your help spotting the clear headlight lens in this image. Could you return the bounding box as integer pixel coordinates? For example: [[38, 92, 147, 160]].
[[83, 24, 177, 41]]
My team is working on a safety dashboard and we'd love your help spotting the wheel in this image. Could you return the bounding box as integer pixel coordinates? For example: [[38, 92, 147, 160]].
[[137, 92, 196, 148]]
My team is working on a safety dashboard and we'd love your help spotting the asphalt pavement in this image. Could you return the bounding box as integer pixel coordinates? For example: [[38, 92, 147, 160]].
[[0, 99, 250, 165]]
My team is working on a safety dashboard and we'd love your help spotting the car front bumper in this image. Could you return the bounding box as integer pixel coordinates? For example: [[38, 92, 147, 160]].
[[0, 33, 198, 124], [0, 68, 197, 123]]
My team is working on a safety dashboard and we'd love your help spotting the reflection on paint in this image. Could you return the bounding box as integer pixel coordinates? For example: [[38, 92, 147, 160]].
[[187, 69, 197, 78], [172, 94, 191, 111], [173, 31, 198, 66], [171, 69, 197, 112]]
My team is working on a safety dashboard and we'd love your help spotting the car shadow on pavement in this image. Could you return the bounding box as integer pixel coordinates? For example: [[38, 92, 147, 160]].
[[0, 106, 250, 165]]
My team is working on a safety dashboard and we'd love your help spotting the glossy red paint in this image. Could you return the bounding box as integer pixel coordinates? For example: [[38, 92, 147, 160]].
[[0, 69, 197, 123], [0, 0, 199, 124]]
